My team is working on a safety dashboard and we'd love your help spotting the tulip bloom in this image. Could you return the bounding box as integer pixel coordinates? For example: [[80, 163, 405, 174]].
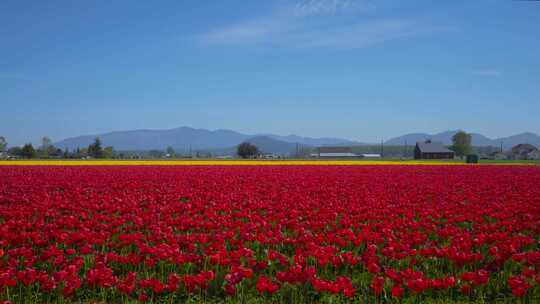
[[1, 165, 539, 302]]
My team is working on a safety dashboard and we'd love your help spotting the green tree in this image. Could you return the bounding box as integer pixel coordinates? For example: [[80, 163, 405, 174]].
[[0, 136, 7, 152], [88, 138, 104, 158], [40, 136, 56, 158], [103, 146, 115, 159], [21, 143, 36, 159], [166, 146, 175, 157], [41, 136, 52, 150], [451, 131, 472, 159], [237, 142, 259, 159]]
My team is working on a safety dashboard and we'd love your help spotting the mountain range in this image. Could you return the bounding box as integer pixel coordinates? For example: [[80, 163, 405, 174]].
[[54, 127, 363, 154], [55, 127, 540, 155]]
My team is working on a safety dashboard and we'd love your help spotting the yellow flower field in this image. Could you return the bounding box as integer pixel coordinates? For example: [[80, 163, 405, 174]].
[[0, 159, 533, 166]]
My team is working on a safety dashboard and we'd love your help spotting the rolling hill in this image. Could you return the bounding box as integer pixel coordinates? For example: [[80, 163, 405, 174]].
[[55, 127, 249, 151], [55, 127, 540, 154], [54, 126, 359, 153]]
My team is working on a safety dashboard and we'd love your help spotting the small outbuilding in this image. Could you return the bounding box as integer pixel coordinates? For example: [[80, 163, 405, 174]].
[[316, 147, 360, 158], [414, 140, 455, 160], [488, 151, 508, 160], [259, 153, 280, 159], [361, 153, 382, 159]]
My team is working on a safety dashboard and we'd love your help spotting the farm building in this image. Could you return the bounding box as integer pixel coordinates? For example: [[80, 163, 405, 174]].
[[259, 153, 280, 159], [315, 147, 360, 158], [488, 151, 508, 160], [511, 144, 539, 160], [361, 154, 382, 159], [414, 140, 455, 160]]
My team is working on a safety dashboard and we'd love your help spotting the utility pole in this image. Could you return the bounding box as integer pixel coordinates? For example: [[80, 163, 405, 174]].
[[381, 139, 384, 159], [500, 141, 503, 153], [404, 140, 408, 159]]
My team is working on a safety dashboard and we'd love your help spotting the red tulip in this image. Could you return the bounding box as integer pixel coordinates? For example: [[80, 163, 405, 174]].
[[391, 285, 405, 298], [370, 276, 385, 295], [256, 276, 280, 294], [1, 165, 539, 302]]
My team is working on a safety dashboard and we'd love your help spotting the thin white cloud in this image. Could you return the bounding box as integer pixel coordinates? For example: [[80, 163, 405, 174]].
[[200, 16, 290, 45], [472, 69, 503, 77], [198, 0, 448, 49], [291, 0, 375, 17], [283, 20, 450, 49]]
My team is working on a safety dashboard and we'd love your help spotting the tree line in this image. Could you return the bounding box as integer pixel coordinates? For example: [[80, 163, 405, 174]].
[[0, 132, 476, 160], [0, 137, 115, 159]]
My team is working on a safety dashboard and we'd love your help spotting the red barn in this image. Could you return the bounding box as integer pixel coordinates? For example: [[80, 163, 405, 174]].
[[414, 140, 455, 160]]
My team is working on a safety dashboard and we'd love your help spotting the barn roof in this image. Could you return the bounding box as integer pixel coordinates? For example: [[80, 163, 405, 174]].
[[319, 152, 358, 157], [416, 141, 453, 153], [512, 144, 538, 153], [361, 154, 381, 158]]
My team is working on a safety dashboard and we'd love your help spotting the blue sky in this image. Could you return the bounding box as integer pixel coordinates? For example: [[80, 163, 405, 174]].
[[1, 0, 539, 146]]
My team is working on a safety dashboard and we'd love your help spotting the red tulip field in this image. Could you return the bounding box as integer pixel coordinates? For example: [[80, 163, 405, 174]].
[[1, 165, 540, 303]]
